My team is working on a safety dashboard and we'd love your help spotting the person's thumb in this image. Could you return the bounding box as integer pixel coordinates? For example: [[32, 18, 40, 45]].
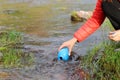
[[68, 47, 72, 56]]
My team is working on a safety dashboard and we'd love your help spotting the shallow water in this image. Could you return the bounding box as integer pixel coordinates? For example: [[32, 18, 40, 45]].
[[0, 0, 109, 80]]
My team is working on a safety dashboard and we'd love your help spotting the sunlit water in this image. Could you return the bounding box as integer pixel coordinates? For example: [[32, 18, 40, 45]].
[[0, 0, 109, 80]]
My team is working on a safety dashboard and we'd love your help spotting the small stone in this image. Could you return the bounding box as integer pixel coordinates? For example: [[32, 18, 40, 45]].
[[71, 10, 92, 22]]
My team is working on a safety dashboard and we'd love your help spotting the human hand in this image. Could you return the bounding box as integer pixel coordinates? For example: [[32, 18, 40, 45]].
[[58, 37, 77, 56], [109, 30, 120, 41]]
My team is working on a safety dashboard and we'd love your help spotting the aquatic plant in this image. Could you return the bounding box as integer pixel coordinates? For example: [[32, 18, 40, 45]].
[[0, 31, 33, 68]]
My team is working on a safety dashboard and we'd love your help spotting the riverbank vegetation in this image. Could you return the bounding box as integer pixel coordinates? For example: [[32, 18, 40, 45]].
[[80, 21, 120, 80], [81, 41, 120, 79], [0, 31, 33, 68]]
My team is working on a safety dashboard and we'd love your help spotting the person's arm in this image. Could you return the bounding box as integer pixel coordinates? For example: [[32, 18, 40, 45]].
[[74, 0, 106, 42], [58, 0, 106, 55]]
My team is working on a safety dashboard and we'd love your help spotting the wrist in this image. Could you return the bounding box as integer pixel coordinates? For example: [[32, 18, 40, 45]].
[[72, 37, 77, 43]]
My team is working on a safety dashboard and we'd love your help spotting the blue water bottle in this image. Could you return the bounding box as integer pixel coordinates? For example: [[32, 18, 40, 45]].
[[58, 47, 70, 61]]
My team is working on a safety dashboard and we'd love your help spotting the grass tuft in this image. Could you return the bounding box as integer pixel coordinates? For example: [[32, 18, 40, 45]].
[[0, 30, 33, 68], [81, 40, 120, 79]]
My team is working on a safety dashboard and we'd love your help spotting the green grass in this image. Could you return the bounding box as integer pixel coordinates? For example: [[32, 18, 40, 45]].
[[0, 31, 33, 68], [81, 40, 120, 80]]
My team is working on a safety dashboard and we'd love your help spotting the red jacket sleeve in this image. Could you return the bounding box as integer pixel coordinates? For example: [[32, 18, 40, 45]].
[[74, 0, 106, 42]]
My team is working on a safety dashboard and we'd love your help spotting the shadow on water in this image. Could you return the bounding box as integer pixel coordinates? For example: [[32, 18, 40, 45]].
[[0, 0, 107, 80]]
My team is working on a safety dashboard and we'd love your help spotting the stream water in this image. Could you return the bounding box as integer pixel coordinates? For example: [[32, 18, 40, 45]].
[[0, 0, 109, 80]]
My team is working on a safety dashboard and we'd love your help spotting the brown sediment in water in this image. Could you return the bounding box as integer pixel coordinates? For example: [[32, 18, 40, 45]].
[[0, 72, 10, 78]]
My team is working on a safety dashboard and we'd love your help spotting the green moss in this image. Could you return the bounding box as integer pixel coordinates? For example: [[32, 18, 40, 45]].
[[71, 11, 84, 22]]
